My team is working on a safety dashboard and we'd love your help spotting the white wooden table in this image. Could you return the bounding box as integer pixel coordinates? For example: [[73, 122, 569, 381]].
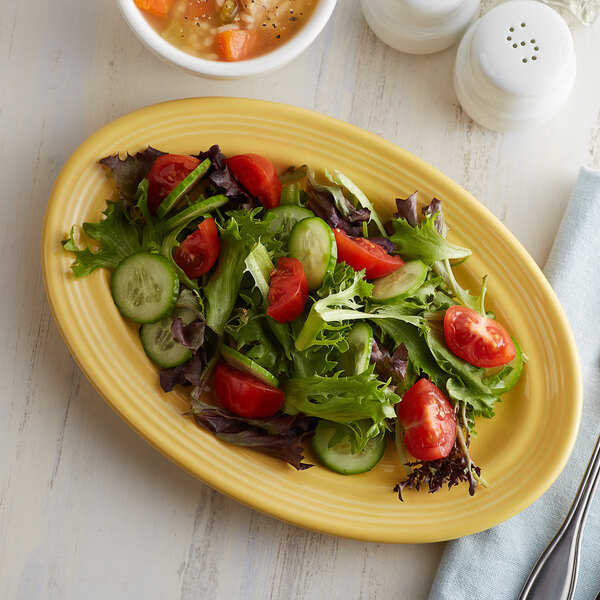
[[2, 1, 599, 598]]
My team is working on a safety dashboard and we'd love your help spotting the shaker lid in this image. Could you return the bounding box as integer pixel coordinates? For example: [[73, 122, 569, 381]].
[[361, 0, 480, 55], [472, 0, 574, 97], [401, 0, 468, 21]]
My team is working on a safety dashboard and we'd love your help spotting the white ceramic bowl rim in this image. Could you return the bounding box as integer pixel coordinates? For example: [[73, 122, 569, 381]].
[[117, 0, 337, 77]]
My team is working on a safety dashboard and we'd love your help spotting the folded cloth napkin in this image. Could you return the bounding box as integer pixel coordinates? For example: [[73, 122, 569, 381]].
[[428, 166, 600, 600]]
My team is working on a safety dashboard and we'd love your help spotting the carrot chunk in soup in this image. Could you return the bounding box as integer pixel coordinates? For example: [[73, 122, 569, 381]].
[[135, 0, 174, 17], [217, 29, 255, 61], [136, 0, 318, 61]]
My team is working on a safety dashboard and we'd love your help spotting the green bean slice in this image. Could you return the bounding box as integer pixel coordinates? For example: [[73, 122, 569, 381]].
[[220, 0, 238, 24]]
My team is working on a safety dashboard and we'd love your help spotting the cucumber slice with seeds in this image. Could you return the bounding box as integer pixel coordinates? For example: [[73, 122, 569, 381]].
[[312, 420, 387, 475], [288, 217, 337, 291], [111, 252, 179, 323], [156, 158, 211, 219], [220, 345, 280, 387], [140, 307, 194, 369], [268, 205, 313, 241], [371, 259, 428, 303]]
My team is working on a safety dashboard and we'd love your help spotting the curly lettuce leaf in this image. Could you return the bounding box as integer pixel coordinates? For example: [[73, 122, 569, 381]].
[[282, 366, 398, 452], [288, 318, 341, 377], [62, 201, 142, 277], [444, 378, 498, 419], [390, 212, 471, 265], [294, 268, 373, 351], [295, 265, 425, 352]]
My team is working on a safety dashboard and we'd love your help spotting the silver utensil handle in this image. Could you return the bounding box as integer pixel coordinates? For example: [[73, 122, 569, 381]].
[[518, 432, 600, 600]]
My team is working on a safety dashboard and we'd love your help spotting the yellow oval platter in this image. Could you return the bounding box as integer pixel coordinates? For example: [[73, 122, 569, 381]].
[[41, 98, 582, 543]]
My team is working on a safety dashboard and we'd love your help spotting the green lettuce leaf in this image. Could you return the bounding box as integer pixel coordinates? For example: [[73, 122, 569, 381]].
[[376, 318, 447, 389], [295, 265, 425, 352], [282, 366, 398, 451], [62, 201, 142, 277], [390, 213, 471, 265], [445, 378, 498, 419], [204, 209, 282, 335], [422, 314, 515, 418], [294, 268, 372, 351], [225, 307, 286, 376]]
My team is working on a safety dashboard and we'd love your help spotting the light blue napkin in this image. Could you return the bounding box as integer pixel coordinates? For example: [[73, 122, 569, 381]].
[[428, 167, 600, 600]]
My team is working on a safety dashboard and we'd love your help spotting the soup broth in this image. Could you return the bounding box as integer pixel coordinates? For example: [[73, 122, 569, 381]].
[[137, 0, 318, 61]]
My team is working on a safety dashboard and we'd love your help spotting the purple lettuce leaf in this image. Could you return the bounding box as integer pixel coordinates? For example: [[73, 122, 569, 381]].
[[393, 441, 481, 500], [421, 198, 444, 233], [367, 236, 397, 254], [305, 179, 370, 237], [192, 402, 317, 470], [370, 339, 408, 392], [395, 192, 419, 225], [99, 146, 165, 208], [195, 144, 260, 211], [171, 317, 206, 352], [160, 351, 207, 392], [384, 192, 419, 235], [196, 144, 228, 170]]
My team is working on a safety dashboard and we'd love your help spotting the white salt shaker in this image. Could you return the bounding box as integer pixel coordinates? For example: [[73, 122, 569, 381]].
[[454, 0, 576, 132], [361, 0, 481, 55]]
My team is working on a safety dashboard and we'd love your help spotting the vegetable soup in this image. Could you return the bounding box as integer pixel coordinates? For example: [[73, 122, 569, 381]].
[[135, 0, 318, 61]]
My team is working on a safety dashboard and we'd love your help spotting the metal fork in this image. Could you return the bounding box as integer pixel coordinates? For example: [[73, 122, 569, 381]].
[[518, 432, 600, 600]]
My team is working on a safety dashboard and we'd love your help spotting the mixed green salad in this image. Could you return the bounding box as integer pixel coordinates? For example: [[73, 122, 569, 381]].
[[63, 145, 524, 498]]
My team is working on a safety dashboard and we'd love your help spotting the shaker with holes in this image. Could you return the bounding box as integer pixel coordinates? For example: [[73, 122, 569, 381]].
[[453, 0, 576, 132]]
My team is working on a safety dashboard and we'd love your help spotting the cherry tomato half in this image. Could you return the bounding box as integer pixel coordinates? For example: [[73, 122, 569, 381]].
[[214, 362, 285, 419], [147, 154, 200, 214], [444, 305, 516, 368], [225, 153, 282, 209], [173, 217, 220, 279], [396, 379, 457, 461], [332, 229, 404, 279], [267, 257, 308, 323]]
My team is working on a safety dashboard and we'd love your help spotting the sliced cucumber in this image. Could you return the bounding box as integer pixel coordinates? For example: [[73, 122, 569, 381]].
[[312, 420, 387, 475], [164, 194, 228, 232], [111, 252, 179, 323], [156, 158, 211, 219], [288, 217, 337, 291], [139, 306, 194, 369], [371, 259, 428, 303], [268, 205, 313, 240], [220, 345, 280, 387], [337, 322, 374, 376]]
